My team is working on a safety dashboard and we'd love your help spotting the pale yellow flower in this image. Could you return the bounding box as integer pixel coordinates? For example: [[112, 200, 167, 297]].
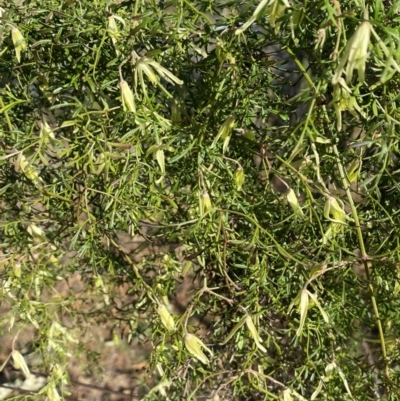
[[234, 166, 245, 191], [200, 191, 212, 215], [11, 27, 27, 63], [245, 315, 267, 353], [211, 115, 235, 149], [286, 188, 303, 217], [184, 333, 213, 364], [157, 304, 176, 332], [120, 80, 136, 113], [332, 21, 371, 84]]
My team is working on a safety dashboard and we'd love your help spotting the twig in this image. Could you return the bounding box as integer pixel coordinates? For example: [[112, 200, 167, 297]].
[[0, 383, 78, 401], [33, 369, 135, 399], [202, 287, 234, 306], [219, 211, 241, 292], [109, 237, 157, 304], [332, 144, 389, 384]]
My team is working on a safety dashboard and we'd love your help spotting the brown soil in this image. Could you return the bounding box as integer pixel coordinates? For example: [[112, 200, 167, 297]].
[[0, 230, 198, 401]]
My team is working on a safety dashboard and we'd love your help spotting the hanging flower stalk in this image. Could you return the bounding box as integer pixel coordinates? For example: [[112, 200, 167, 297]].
[[17, 153, 43, 189], [184, 333, 213, 364], [199, 190, 212, 216], [11, 26, 27, 63], [39, 121, 56, 148], [221, 313, 267, 353], [286, 188, 304, 217], [234, 165, 245, 191], [120, 80, 136, 113], [322, 196, 353, 244], [289, 289, 329, 337], [235, 0, 291, 35], [332, 20, 371, 85], [107, 15, 126, 56], [245, 315, 267, 353], [118, 57, 136, 113], [157, 304, 176, 332], [332, 78, 365, 131], [211, 115, 235, 152], [131, 50, 183, 98]]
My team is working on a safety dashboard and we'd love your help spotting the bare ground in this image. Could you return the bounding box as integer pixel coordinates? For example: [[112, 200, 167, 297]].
[[0, 230, 199, 401]]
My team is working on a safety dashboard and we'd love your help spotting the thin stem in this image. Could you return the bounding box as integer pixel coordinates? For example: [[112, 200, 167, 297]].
[[0, 96, 13, 132], [109, 238, 157, 304], [332, 144, 389, 381], [284, 46, 317, 93]]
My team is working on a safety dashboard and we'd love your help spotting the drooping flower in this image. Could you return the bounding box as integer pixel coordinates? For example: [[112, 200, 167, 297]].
[[332, 21, 371, 85], [157, 304, 176, 332], [184, 333, 213, 364], [120, 80, 136, 113]]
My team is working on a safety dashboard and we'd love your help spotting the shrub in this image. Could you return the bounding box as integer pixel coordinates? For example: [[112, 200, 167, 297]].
[[1, 0, 400, 400]]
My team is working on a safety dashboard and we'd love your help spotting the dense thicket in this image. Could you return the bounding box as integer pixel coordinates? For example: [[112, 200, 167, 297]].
[[1, 0, 400, 400]]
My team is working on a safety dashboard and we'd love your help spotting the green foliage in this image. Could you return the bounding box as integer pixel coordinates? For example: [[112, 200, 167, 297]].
[[1, 0, 400, 399]]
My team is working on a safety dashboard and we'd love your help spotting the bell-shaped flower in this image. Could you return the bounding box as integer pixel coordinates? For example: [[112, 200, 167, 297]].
[[184, 333, 213, 364]]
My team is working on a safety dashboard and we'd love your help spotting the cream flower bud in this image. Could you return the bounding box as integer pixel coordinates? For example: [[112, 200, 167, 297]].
[[171, 100, 182, 125], [17, 153, 43, 188], [216, 41, 224, 63], [211, 115, 235, 149], [27, 224, 46, 242], [315, 28, 326, 51], [200, 191, 212, 215], [286, 188, 303, 217], [235, 0, 290, 35], [11, 27, 27, 63], [12, 350, 31, 378], [13, 262, 21, 278], [184, 333, 213, 364], [120, 80, 136, 113], [157, 304, 176, 332], [222, 135, 231, 154], [322, 197, 353, 244], [47, 385, 61, 401], [108, 15, 119, 44], [332, 78, 365, 130], [155, 148, 165, 175], [332, 21, 371, 84], [296, 289, 309, 337], [345, 21, 371, 83], [40, 121, 56, 146], [323, 361, 337, 382], [282, 388, 293, 401], [324, 197, 352, 224], [234, 166, 245, 191], [245, 315, 267, 353]]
